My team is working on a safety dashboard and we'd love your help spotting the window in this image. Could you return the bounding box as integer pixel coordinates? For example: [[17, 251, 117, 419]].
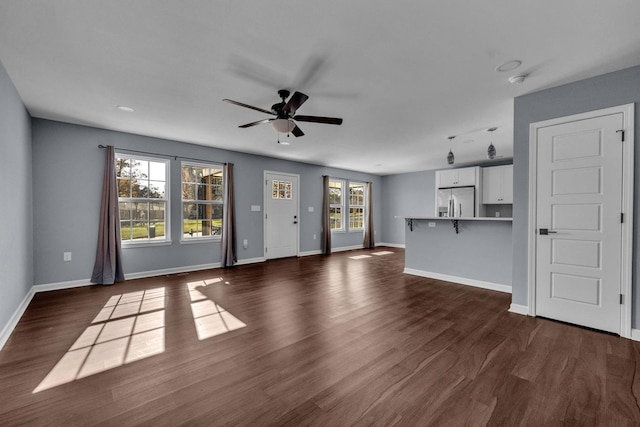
[[181, 162, 223, 240], [349, 183, 365, 230], [116, 155, 169, 244], [329, 180, 344, 230]]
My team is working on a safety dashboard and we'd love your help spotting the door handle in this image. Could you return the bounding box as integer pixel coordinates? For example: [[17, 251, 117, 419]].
[[539, 228, 557, 235], [293, 221, 298, 224]]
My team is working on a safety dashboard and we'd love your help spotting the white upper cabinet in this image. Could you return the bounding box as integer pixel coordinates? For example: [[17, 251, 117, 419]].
[[437, 166, 478, 187], [482, 164, 513, 204]]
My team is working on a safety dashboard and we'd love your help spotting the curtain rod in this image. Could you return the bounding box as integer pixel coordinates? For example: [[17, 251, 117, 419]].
[[98, 145, 226, 166]]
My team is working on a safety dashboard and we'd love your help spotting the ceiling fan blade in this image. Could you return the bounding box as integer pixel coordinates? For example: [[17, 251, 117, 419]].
[[293, 115, 343, 125], [291, 124, 304, 137], [239, 118, 274, 128], [223, 99, 275, 115], [283, 91, 309, 115]]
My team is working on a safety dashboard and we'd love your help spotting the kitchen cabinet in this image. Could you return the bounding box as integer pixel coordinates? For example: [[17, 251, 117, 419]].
[[482, 165, 513, 204], [436, 166, 478, 187]]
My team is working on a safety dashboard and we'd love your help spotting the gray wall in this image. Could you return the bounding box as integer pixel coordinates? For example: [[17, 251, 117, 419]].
[[512, 66, 640, 326], [380, 170, 435, 245], [0, 60, 32, 333], [31, 119, 382, 285]]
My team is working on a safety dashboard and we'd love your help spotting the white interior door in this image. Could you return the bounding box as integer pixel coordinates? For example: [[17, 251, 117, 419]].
[[535, 112, 623, 333], [264, 172, 299, 259]]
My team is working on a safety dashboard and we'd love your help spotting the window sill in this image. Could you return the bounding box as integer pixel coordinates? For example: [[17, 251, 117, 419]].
[[122, 240, 172, 249]]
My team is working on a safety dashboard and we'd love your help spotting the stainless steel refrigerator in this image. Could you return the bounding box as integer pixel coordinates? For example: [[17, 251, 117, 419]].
[[437, 186, 475, 218]]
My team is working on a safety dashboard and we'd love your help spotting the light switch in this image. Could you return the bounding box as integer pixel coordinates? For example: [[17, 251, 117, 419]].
[[308, 206, 314, 212], [251, 205, 261, 212]]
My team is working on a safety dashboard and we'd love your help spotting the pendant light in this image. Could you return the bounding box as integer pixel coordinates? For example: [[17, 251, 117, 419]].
[[487, 127, 497, 160], [447, 136, 455, 165]]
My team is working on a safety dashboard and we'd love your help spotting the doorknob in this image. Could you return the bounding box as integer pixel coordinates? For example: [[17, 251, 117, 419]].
[[539, 228, 557, 235]]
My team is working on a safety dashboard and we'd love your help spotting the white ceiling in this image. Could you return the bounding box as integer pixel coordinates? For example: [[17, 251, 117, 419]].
[[1, 1, 640, 175]]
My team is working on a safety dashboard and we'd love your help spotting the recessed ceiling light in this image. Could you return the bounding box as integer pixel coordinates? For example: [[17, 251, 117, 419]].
[[117, 105, 134, 112], [495, 60, 522, 72]]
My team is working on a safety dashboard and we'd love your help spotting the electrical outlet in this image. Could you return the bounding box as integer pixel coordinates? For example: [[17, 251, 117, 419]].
[[243, 239, 248, 249], [63, 252, 72, 261], [428, 222, 436, 227], [308, 206, 314, 212], [313, 234, 317, 240]]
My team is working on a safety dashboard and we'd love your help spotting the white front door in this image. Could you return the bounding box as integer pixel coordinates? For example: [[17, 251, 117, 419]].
[[535, 112, 623, 333], [264, 172, 299, 259]]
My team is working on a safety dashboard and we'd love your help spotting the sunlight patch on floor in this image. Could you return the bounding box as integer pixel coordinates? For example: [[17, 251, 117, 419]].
[[186, 280, 246, 340], [371, 251, 394, 256], [349, 255, 372, 259], [33, 288, 166, 393]]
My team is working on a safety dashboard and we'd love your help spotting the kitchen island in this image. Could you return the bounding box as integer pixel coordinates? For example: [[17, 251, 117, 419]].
[[403, 216, 513, 293]]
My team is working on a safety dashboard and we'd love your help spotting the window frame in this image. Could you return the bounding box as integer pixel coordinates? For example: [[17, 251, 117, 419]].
[[180, 160, 224, 243], [329, 179, 345, 232], [348, 182, 366, 231], [115, 153, 171, 247]]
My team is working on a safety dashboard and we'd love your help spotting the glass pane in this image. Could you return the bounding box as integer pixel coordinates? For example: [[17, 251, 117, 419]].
[[183, 219, 198, 237], [148, 181, 165, 199], [118, 179, 131, 198], [182, 166, 196, 183], [183, 203, 197, 220], [132, 179, 149, 198], [211, 184, 223, 201], [132, 222, 149, 240], [149, 161, 166, 181], [120, 221, 132, 240], [201, 220, 212, 237], [119, 202, 131, 220], [131, 160, 149, 180], [285, 182, 292, 199], [149, 221, 164, 239], [182, 183, 196, 200], [133, 202, 149, 222], [278, 181, 286, 199], [149, 202, 165, 220], [196, 184, 209, 201], [212, 204, 223, 220], [115, 158, 131, 178], [272, 180, 278, 198]]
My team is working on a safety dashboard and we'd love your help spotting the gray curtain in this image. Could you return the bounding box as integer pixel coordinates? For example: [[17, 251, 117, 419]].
[[363, 181, 375, 248], [221, 163, 237, 267], [91, 145, 124, 284], [321, 175, 332, 255]]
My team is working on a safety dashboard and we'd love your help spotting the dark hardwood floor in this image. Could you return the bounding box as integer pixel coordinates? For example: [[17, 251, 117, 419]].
[[1, 248, 640, 426]]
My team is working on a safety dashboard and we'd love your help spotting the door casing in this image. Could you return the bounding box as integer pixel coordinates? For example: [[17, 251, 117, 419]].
[[527, 103, 635, 338]]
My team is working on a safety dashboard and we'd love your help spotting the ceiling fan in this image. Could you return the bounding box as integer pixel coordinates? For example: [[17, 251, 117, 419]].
[[223, 89, 343, 137]]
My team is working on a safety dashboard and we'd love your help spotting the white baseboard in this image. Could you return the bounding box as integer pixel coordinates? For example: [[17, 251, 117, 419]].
[[332, 245, 365, 253], [403, 268, 512, 294], [235, 257, 266, 266], [125, 263, 221, 280], [299, 250, 322, 257], [508, 304, 529, 315], [0, 288, 35, 351], [631, 329, 640, 342], [33, 278, 95, 293], [377, 242, 406, 248]]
